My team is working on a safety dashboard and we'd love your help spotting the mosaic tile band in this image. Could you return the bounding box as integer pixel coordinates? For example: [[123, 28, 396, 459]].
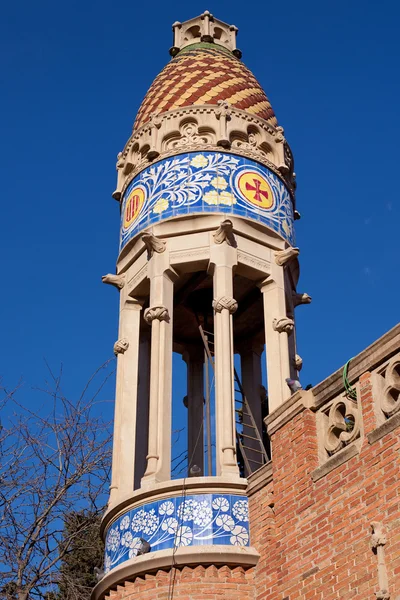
[[120, 152, 295, 252], [104, 493, 249, 574]]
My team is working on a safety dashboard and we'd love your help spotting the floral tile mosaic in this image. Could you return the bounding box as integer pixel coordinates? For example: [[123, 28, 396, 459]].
[[120, 152, 295, 252], [104, 493, 249, 574]]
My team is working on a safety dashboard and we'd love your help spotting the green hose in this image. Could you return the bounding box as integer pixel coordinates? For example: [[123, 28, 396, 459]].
[[343, 359, 357, 401]]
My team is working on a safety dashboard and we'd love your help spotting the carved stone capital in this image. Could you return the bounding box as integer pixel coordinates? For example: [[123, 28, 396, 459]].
[[102, 273, 125, 290], [113, 338, 129, 355], [142, 233, 166, 256], [272, 317, 294, 334], [293, 292, 312, 306], [212, 296, 238, 314], [274, 246, 300, 266], [371, 522, 387, 549], [213, 220, 236, 246], [144, 305, 170, 324]]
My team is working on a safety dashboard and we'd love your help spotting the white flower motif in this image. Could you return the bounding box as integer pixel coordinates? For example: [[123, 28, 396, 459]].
[[192, 500, 212, 527], [212, 497, 230, 512], [177, 499, 198, 522], [128, 536, 143, 558], [230, 525, 249, 546], [131, 509, 146, 532], [190, 154, 209, 168], [121, 531, 133, 546], [153, 197, 169, 214], [211, 176, 228, 190], [232, 499, 249, 522], [120, 515, 130, 530], [104, 554, 111, 574], [106, 528, 120, 552], [161, 517, 178, 534], [203, 190, 236, 206], [159, 501, 174, 516], [174, 525, 193, 547], [216, 514, 235, 532], [142, 509, 159, 535]]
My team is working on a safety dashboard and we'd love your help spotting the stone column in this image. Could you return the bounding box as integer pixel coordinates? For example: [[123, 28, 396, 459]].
[[210, 243, 239, 478], [109, 296, 143, 504], [141, 252, 177, 488], [183, 347, 204, 476], [238, 340, 264, 474], [259, 264, 292, 413], [134, 329, 151, 489]]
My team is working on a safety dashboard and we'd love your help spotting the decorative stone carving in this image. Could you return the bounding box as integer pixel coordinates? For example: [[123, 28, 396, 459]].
[[274, 246, 300, 266], [144, 305, 170, 324], [142, 233, 166, 256], [215, 100, 231, 148], [148, 113, 162, 160], [381, 356, 400, 418], [116, 105, 296, 200], [323, 397, 360, 455], [272, 317, 294, 334], [212, 296, 238, 314], [101, 273, 125, 290], [213, 219, 236, 246], [370, 522, 390, 600], [294, 354, 303, 371], [293, 292, 312, 306], [113, 338, 129, 355]]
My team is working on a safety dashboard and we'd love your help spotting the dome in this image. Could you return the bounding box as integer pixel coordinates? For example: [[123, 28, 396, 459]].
[[133, 43, 277, 131]]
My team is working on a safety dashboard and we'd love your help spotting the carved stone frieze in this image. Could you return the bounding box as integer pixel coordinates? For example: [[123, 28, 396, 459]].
[[293, 292, 312, 306], [212, 296, 238, 314], [113, 338, 129, 355], [127, 265, 148, 292], [213, 220, 236, 246], [274, 246, 299, 266], [114, 104, 296, 202], [323, 396, 360, 455], [144, 305, 170, 324], [237, 251, 270, 274], [272, 317, 294, 334], [102, 273, 125, 290], [381, 355, 400, 418]]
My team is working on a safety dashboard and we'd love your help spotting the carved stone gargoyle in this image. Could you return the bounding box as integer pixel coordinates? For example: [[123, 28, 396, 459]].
[[142, 233, 166, 257], [102, 273, 125, 290], [293, 292, 312, 306], [213, 219, 236, 246], [274, 246, 300, 266]]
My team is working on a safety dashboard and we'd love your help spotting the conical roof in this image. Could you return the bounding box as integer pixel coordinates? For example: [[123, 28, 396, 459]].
[[133, 43, 277, 131]]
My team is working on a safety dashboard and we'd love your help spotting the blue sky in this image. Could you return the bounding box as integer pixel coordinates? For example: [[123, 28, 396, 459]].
[[1, 0, 399, 448]]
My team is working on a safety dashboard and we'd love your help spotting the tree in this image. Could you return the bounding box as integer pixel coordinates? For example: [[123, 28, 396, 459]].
[[0, 362, 114, 600]]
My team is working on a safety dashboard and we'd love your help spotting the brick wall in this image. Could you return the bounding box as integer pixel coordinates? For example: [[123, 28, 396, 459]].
[[248, 364, 400, 600], [106, 565, 255, 599]]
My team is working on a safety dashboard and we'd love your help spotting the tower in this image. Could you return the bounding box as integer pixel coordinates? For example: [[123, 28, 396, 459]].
[[94, 11, 302, 599]]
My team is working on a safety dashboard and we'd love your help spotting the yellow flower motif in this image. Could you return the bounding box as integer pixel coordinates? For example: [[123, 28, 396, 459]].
[[153, 198, 169, 214], [282, 219, 291, 236], [190, 154, 209, 168], [219, 192, 236, 206], [211, 176, 228, 190], [203, 190, 219, 205], [203, 190, 236, 206]]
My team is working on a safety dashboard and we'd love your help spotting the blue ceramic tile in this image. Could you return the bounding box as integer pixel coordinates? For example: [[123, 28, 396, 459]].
[[104, 493, 250, 574], [119, 151, 295, 252]]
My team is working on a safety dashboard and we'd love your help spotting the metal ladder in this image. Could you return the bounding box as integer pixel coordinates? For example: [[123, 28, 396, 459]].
[[199, 325, 268, 476]]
